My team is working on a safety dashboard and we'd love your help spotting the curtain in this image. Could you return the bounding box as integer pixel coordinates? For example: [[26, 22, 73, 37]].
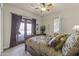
[[10, 13, 22, 48], [16, 17, 22, 44], [32, 19, 36, 35], [24, 19, 27, 38]]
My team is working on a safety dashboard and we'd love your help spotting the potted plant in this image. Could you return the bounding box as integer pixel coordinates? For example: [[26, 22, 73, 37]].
[[40, 25, 46, 34]]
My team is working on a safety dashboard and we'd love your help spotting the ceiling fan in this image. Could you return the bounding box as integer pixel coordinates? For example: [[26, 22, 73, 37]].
[[35, 3, 54, 12]]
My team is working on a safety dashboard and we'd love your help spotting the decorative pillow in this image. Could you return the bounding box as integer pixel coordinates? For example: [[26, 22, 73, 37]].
[[48, 37, 56, 45], [62, 33, 76, 56], [55, 35, 63, 41], [51, 39, 57, 47], [48, 34, 63, 47], [66, 35, 79, 56], [54, 33, 59, 37], [66, 47, 79, 56], [55, 35, 69, 50]]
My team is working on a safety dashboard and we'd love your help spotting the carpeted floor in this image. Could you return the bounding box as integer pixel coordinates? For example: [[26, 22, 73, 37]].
[[2, 43, 31, 56]]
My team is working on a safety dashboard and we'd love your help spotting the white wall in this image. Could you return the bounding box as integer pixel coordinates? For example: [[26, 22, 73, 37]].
[[42, 14, 54, 36], [59, 4, 79, 34], [3, 4, 42, 49], [0, 4, 1, 55], [0, 4, 3, 55], [43, 4, 79, 35]]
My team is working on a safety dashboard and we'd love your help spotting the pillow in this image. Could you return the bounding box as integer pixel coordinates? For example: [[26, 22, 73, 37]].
[[55, 35, 69, 50], [48, 34, 63, 47], [55, 35, 63, 41], [66, 47, 79, 56], [54, 34, 64, 47], [54, 33, 59, 37], [62, 33, 76, 56], [66, 35, 79, 56], [51, 39, 58, 47], [48, 37, 56, 45]]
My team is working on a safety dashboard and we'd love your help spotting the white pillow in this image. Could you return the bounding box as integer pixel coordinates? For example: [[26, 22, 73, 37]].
[[62, 34, 77, 55], [48, 37, 56, 45]]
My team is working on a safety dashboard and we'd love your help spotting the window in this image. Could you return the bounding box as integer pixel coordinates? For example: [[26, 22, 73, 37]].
[[54, 17, 61, 33], [27, 23, 32, 35]]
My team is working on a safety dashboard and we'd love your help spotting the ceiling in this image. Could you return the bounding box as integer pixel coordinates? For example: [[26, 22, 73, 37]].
[[6, 3, 60, 16], [6, 3, 79, 16]]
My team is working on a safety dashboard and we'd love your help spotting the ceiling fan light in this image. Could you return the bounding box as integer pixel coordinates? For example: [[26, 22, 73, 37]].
[[47, 3, 54, 6], [41, 7, 46, 11]]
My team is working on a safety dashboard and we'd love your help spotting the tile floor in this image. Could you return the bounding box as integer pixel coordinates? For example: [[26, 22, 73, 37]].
[[2, 43, 31, 56]]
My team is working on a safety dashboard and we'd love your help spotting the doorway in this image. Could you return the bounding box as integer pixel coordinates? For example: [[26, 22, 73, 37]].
[[18, 20, 32, 43], [18, 21, 25, 44]]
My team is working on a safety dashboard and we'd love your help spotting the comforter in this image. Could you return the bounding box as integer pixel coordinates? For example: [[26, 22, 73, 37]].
[[26, 36, 62, 56]]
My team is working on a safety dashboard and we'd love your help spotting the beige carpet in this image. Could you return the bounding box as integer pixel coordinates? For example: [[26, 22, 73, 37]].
[[2, 43, 31, 56]]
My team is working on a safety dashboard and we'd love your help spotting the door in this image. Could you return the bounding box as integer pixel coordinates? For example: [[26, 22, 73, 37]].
[[18, 21, 25, 43], [18, 19, 32, 43], [27, 23, 32, 36]]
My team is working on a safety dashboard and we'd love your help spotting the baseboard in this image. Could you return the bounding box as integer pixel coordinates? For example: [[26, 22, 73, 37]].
[[3, 48, 10, 51], [3, 43, 24, 51]]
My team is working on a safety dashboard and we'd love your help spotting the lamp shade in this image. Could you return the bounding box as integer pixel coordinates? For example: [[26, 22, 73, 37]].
[[72, 25, 79, 32]]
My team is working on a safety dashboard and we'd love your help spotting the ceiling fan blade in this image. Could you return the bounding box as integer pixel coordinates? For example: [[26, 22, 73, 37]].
[[47, 3, 53, 6], [40, 3, 45, 7], [42, 3, 45, 7], [35, 8, 39, 9]]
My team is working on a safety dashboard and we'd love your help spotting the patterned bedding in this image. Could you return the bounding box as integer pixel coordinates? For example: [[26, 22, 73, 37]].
[[26, 34, 79, 56], [26, 35, 62, 56]]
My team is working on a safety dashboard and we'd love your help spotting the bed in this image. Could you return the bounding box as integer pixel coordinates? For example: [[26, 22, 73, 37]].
[[25, 35, 62, 56], [25, 34, 79, 56]]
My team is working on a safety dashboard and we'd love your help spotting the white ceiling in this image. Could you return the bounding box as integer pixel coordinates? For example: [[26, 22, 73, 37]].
[[6, 3, 60, 16], [5, 3, 79, 16]]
